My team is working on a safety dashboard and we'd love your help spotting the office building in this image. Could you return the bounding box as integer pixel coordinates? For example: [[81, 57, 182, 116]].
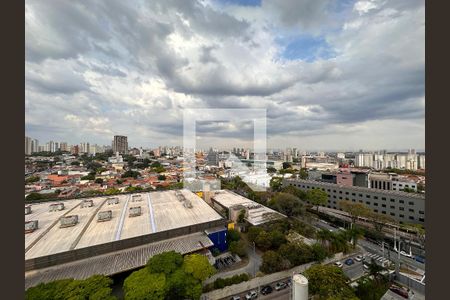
[[112, 135, 128, 154], [283, 178, 425, 225]]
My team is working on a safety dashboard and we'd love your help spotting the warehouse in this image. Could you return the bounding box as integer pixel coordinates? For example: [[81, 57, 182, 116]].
[[210, 190, 286, 226], [25, 189, 227, 288]]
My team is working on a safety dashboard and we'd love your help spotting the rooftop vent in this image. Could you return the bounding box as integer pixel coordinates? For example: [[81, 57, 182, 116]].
[[107, 197, 119, 205], [60, 215, 78, 228], [25, 220, 38, 234], [131, 194, 143, 202], [129, 206, 142, 217], [97, 210, 112, 222], [81, 199, 94, 208], [49, 203, 65, 212]]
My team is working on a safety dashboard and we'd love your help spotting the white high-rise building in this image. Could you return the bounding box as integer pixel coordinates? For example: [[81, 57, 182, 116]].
[[418, 155, 426, 169], [79, 142, 90, 154], [25, 136, 33, 155], [32, 139, 39, 153]]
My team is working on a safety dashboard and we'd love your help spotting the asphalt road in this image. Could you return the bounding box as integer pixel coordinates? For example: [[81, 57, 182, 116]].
[[358, 239, 425, 272], [221, 278, 291, 300]]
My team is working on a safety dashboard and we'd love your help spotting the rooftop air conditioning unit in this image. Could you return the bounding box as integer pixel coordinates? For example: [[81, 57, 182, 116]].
[[25, 220, 38, 234], [81, 199, 94, 208], [107, 197, 119, 205], [129, 206, 142, 217], [97, 210, 113, 222], [60, 215, 78, 228], [49, 203, 65, 212]]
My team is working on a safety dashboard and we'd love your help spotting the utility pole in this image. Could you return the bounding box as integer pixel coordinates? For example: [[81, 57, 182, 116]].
[[253, 241, 256, 278], [396, 240, 402, 276]]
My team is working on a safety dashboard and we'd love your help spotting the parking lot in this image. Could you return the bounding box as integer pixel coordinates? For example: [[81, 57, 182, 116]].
[[214, 254, 240, 271]]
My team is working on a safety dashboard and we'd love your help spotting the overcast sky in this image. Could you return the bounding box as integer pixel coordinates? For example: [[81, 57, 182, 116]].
[[25, 0, 424, 151]]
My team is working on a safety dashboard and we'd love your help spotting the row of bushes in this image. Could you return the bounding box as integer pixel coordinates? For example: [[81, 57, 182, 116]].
[[203, 273, 250, 292]]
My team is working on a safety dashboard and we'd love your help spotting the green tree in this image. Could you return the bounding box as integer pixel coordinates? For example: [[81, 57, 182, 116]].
[[269, 177, 283, 192], [227, 229, 241, 243], [269, 230, 287, 249], [339, 200, 371, 226], [182, 254, 216, 281], [306, 189, 328, 213], [26, 275, 116, 300], [104, 188, 121, 195], [25, 192, 45, 202], [311, 243, 329, 262], [280, 185, 307, 200], [229, 240, 247, 257], [247, 226, 263, 243], [270, 192, 303, 217], [123, 269, 166, 300], [237, 209, 246, 223], [122, 170, 140, 179], [278, 242, 313, 266], [25, 176, 40, 184], [255, 231, 272, 250], [147, 251, 184, 275], [260, 250, 288, 273], [95, 178, 104, 184], [299, 168, 308, 179], [158, 174, 166, 181], [304, 264, 358, 300]]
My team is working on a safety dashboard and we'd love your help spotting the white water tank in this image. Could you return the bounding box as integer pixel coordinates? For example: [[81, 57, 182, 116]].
[[292, 274, 308, 300]]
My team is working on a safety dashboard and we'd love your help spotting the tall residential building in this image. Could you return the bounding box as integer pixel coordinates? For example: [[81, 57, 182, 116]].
[[112, 135, 128, 154], [70, 145, 79, 155], [79, 142, 90, 154], [25, 136, 33, 155], [32, 139, 39, 153], [60, 142, 68, 152]]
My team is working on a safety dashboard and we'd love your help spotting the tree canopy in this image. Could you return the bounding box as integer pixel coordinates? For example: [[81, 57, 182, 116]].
[[304, 264, 358, 300], [339, 200, 371, 224], [306, 189, 328, 212], [26, 275, 116, 300], [125, 251, 214, 300]]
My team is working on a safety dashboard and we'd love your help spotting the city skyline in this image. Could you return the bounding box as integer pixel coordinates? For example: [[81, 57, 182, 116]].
[[26, 0, 424, 150]]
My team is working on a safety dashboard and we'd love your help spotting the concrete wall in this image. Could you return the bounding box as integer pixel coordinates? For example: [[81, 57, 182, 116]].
[[25, 219, 227, 271], [395, 273, 425, 295], [201, 252, 350, 300]]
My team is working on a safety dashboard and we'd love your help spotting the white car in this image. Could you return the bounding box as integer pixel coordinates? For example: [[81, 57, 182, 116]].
[[245, 290, 258, 300], [334, 261, 343, 268], [355, 255, 363, 262]]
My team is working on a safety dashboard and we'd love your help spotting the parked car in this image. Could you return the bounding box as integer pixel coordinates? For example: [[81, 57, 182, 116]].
[[355, 255, 363, 262], [334, 261, 343, 268], [275, 282, 288, 291], [344, 258, 354, 266], [415, 255, 425, 264], [245, 290, 258, 299], [261, 285, 273, 295], [389, 286, 409, 298], [230, 296, 240, 300]]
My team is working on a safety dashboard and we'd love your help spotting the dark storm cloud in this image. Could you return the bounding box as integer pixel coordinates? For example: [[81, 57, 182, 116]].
[[25, 0, 424, 149]]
